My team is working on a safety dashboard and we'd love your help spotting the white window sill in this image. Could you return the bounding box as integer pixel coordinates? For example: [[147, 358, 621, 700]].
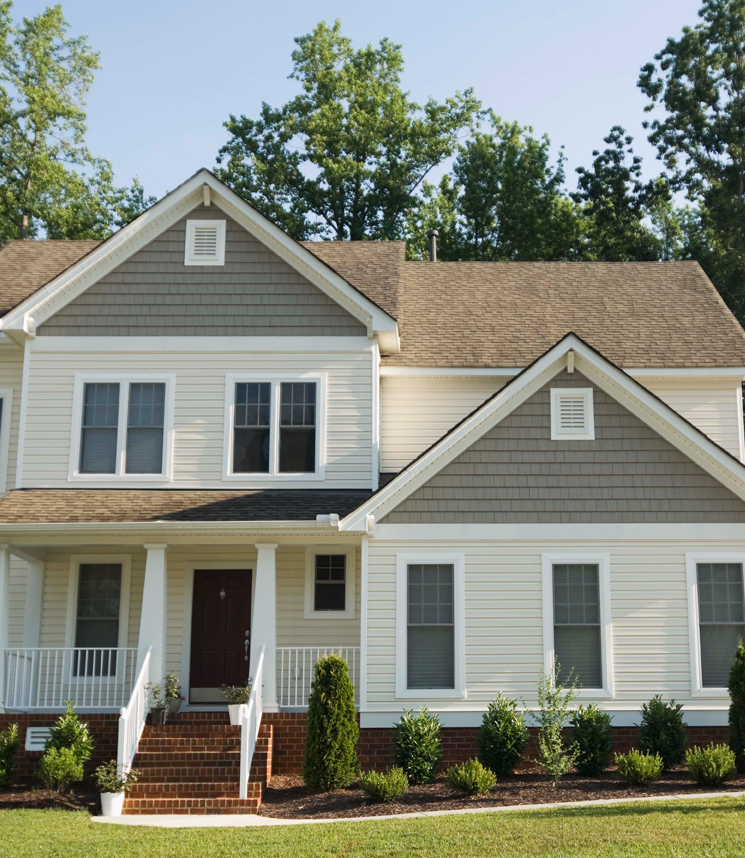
[[395, 688, 467, 700], [222, 470, 325, 482], [691, 687, 730, 699], [69, 473, 168, 482], [304, 609, 356, 621], [575, 688, 613, 699]]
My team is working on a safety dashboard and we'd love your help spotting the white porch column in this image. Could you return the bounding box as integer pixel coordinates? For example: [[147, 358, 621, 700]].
[[0, 545, 11, 712], [23, 559, 44, 648], [251, 543, 277, 711], [139, 544, 167, 685]]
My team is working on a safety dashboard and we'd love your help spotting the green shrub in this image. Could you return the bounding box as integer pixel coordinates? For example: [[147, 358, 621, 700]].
[[0, 723, 20, 788], [93, 760, 141, 794], [45, 702, 93, 764], [303, 654, 359, 791], [686, 744, 737, 787], [36, 747, 84, 793], [638, 695, 687, 769], [615, 750, 664, 785], [571, 705, 613, 776], [477, 693, 529, 777], [393, 707, 442, 784], [444, 759, 497, 796], [728, 640, 745, 771], [535, 660, 578, 784], [359, 767, 408, 803]]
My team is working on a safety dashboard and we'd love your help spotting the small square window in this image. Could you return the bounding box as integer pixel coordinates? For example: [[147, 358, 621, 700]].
[[550, 388, 595, 440], [304, 547, 355, 619]]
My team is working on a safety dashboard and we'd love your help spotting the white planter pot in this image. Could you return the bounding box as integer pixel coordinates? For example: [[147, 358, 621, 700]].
[[100, 792, 125, 817], [228, 704, 247, 726]]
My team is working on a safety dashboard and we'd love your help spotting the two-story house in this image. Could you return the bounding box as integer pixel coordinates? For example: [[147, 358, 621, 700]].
[[1, 169, 745, 813]]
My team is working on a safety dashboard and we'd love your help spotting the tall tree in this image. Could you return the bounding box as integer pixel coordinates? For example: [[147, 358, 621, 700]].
[[0, 3, 153, 243], [572, 126, 662, 261], [216, 19, 479, 241], [638, 0, 745, 319]]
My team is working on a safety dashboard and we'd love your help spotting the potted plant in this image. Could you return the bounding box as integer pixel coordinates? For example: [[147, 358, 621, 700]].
[[146, 682, 167, 726], [94, 760, 140, 817], [221, 681, 252, 725], [164, 671, 184, 715]]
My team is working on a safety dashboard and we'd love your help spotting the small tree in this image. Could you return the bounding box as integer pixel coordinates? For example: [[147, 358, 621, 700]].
[[638, 695, 687, 769], [45, 702, 93, 763], [303, 654, 359, 791], [393, 707, 442, 784], [571, 705, 613, 777], [534, 659, 578, 785], [477, 693, 529, 776], [728, 640, 745, 771]]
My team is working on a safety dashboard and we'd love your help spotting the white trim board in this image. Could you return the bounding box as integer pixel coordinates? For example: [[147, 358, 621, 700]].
[[29, 336, 373, 353], [380, 366, 745, 379], [0, 387, 13, 494], [374, 523, 745, 540]]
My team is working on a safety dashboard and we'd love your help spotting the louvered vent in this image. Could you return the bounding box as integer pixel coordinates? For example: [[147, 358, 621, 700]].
[[184, 219, 226, 265], [550, 388, 594, 440], [192, 226, 219, 258], [557, 395, 587, 434]]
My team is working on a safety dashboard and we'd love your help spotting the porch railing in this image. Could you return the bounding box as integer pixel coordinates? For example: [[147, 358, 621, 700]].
[[3, 648, 139, 710], [117, 647, 151, 775], [277, 646, 360, 709], [239, 643, 265, 801]]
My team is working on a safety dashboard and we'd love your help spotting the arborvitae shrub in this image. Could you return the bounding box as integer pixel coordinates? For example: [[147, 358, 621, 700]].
[[359, 768, 409, 803], [0, 723, 19, 787], [477, 693, 529, 776], [686, 744, 736, 787], [571, 705, 613, 776], [393, 707, 442, 784], [638, 695, 687, 769], [615, 750, 663, 785], [303, 654, 359, 791], [728, 640, 745, 771], [444, 759, 497, 795]]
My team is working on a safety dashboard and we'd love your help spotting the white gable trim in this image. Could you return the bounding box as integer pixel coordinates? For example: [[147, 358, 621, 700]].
[[341, 335, 745, 531], [0, 170, 399, 348]]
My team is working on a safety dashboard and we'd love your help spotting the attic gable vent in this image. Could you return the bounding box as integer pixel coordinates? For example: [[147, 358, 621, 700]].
[[550, 388, 595, 440], [184, 219, 226, 266]]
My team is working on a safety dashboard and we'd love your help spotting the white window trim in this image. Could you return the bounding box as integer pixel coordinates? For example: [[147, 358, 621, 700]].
[[68, 373, 175, 482], [184, 219, 226, 266], [550, 387, 595, 441], [686, 552, 745, 698], [0, 387, 13, 494], [541, 553, 614, 698], [395, 552, 466, 700], [222, 372, 326, 482], [64, 554, 132, 651], [304, 545, 356, 620]]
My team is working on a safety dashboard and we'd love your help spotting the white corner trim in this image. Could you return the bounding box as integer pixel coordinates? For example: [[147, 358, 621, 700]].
[[303, 545, 356, 620], [371, 343, 380, 491], [64, 553, 132, 650], [67, 373, 176, 483], [737, 386, 745, 464], [222, 372, 326, 483], [550, 387, 595, 441], [541, 553, 614, 698], [395, 552, 466, 700], [360, 536, 369, 711], [0, 387, 13, 494], [15, 338, 31, 488], [685, 552, 745, 699], [184, 219, 226, 266]]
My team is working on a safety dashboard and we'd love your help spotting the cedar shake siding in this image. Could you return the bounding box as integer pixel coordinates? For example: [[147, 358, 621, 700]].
[[382, 370, 745, 524], [37, 206, 366, 337]]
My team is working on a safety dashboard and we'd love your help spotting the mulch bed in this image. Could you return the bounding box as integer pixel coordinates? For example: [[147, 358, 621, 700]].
[[260, 769, 745, 819], [0, 786, 99, 813]]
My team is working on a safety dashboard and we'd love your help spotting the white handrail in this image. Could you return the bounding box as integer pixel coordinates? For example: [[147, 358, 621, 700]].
[[239, 644, 265, 801], [117, 647, 152, 775]]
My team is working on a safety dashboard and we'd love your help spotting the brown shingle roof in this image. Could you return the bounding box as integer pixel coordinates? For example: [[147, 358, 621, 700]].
[[0, 240, 100, 314], [0, 488, 377, 524]]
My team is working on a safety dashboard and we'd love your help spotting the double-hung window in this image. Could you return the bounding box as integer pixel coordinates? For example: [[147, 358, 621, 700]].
[[74, 563, 122, 676], [226, 375, 325, 479], [688, 556, 745, 692], [71, 376, 173, 479]]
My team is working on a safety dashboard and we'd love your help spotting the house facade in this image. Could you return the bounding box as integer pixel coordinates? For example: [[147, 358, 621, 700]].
[[1, 169, 745, 810]]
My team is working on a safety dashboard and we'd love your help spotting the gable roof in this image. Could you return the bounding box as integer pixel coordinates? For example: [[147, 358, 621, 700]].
[[340, 333, 745, 531]]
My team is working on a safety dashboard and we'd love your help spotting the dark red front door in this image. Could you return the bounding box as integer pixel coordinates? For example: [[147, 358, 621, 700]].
[[189, 569, 252, 702]]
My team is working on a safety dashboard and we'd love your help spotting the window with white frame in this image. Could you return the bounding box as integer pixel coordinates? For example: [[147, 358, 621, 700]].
[[395, 554, 466, 698], [71, 377, 173, 479], [74, 563, 122, 676], [304, 546, 356, 619], [550, 388, 595, 440], [184, 219, 226, 266], [694, 561, 745, 688], [226, 376, 325, 479], [542, 554, 613, 696]]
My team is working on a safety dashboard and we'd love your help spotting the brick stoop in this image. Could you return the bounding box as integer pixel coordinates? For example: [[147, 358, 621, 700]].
[[122, 712, 272, 815]]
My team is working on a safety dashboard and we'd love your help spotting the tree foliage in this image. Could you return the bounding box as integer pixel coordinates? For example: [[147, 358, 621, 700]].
[[728, 639, 745, 771], [216, 19, 479, 241]]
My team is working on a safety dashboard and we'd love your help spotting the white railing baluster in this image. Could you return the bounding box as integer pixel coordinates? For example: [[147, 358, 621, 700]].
[[275, 646, 360, 709]]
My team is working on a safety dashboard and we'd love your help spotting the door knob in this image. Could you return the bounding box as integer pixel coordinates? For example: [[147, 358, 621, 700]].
[[244, 637, 250, 661]]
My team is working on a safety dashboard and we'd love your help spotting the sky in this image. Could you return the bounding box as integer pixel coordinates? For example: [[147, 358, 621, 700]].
[[22, 0, 703, 199]]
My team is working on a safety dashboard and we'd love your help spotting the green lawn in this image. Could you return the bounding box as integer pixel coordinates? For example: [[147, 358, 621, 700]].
[[0, 798, 744, 858]]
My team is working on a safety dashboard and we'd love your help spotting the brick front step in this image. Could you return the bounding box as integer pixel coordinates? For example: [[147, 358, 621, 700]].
[[128, 781, 261, 798], [122, 797, 261, 815]]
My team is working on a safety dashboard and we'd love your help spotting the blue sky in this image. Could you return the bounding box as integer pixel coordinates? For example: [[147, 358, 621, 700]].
[[28, 0, 702, 199]]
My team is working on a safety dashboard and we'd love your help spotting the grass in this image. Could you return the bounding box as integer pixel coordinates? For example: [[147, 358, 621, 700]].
[[0, 798, 744, 858]]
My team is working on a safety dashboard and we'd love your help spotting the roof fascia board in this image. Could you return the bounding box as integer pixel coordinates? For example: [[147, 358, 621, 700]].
[[341, 335, 745, 531], [0, 519, 339, 535], [380, 366, 745, 379]]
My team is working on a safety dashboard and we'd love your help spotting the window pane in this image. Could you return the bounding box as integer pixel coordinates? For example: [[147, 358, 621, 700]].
[[235, 383, 271, 428], [127, 383, 165, 428], [314, 555, 346, 611], [698, 563, 745, 686], [233, 383, 271, 472], [701, 624, 745, 687], [555, 625, 603, 688], [80, 383, 119, 473], [233, 428, 270, 472], [553, 564, 601, 688], [75, 564, 121, 676], [279, 382, 316, 473], [407, 564, 455, 689]]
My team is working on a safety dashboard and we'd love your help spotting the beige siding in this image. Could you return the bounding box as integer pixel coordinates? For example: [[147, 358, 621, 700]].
[[0, 341, 24, 491], [641, 378, 743, 460], [7, 556, 28, 648], [380, 376, 506, 472], [366, 537, 744, 712], [22, 347, 373, 488]]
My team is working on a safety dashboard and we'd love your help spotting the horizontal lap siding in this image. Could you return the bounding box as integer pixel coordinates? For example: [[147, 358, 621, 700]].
[[22, 349, 372, 488], [0, 344, 24, 490], [366, 538, 745, 712], [8, 557, 27, 648]]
